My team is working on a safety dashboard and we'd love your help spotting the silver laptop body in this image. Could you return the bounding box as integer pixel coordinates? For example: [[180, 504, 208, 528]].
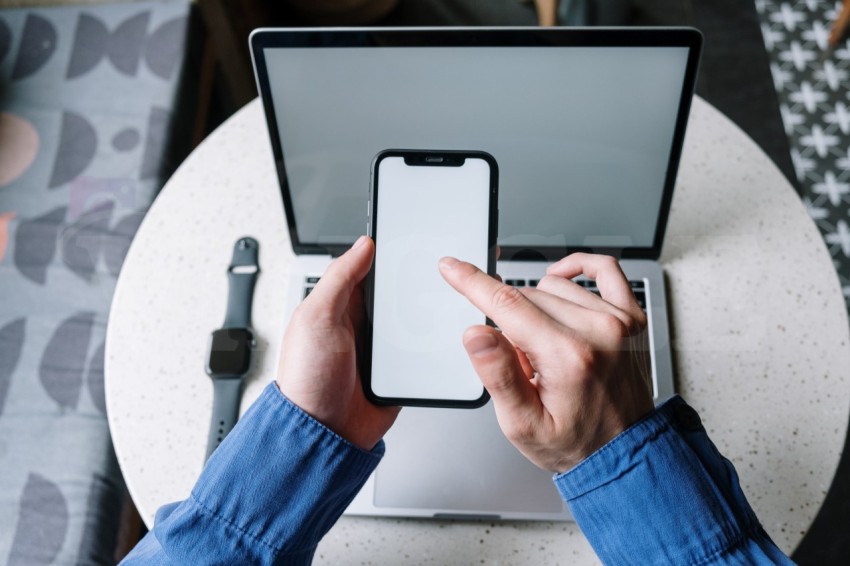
[[251, 26, 702, 521]]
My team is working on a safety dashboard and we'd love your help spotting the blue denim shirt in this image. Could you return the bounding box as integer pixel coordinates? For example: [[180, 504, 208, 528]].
[[122, 384, 794, 565]]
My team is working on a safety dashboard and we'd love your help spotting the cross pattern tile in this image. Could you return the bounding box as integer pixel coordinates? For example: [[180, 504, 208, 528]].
[[756, 0, 850, 308]]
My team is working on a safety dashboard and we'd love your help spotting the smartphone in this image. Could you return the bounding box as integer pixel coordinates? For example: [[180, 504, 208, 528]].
[[363, 149, 498, 408]]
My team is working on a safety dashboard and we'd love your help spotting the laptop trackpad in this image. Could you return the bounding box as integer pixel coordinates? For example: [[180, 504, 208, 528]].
[[374, 403, 565, 514]]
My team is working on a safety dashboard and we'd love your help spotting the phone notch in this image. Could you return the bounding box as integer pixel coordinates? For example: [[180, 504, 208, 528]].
[[404, 153, 465, 167]]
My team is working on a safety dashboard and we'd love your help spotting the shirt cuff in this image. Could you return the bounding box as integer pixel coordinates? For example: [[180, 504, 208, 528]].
[[554, 395, 687, 501], [191, 382, 383, 560], [553, 396, 778, 565]]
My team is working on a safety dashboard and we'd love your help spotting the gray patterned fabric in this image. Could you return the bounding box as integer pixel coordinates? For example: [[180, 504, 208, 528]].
[[0, 1, 189, 563]]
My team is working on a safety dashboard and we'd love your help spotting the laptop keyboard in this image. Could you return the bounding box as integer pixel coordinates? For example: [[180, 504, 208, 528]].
[[505, 278, 648, 310], [305, 275, 647, 310], [303, 276, 320, 298]]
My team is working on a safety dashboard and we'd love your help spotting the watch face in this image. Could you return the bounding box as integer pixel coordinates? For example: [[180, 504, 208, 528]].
[[206, 328, 253, 377]]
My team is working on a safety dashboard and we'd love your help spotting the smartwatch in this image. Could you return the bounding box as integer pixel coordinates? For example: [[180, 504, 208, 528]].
[[204, 236, 259, 461]]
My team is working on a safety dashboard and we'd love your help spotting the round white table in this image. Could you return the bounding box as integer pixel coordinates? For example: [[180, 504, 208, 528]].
[[105, 96, 850, 562]]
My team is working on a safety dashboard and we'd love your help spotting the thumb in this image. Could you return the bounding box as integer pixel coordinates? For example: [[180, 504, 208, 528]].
[[305, 235, 373, 320], [463, 326, 542, 432]]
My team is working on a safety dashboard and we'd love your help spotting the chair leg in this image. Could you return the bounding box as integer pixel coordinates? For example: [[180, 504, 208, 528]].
[[193, 38, 219, 148], [535, 0, 559, 26], [830, 0, 850, 48], [196, 0, 257, 108], [113, 491, 146, 561]]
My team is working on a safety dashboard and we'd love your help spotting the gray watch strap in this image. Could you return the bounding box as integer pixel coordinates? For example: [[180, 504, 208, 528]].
[[205, 378, 243, 461], [206, 237, 260, 462], [223, 237, 259, 328]]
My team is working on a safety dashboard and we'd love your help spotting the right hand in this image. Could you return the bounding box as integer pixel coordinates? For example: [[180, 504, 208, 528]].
[[438, 253, 654, 473]]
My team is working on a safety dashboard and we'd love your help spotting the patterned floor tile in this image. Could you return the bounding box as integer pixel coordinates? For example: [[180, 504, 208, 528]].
[[757, 0, 850, 309]]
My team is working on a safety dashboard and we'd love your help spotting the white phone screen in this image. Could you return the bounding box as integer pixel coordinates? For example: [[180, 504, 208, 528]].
[[370, 155, 493, 403]]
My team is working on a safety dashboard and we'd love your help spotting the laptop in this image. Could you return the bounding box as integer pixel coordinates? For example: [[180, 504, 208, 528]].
[[250, 27, 702, 521]]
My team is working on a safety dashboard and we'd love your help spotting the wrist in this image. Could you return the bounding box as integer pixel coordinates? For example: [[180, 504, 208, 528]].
[[553, 397, 773, 566], [194, 383, 384, 557], [274, 381, 381, 451]]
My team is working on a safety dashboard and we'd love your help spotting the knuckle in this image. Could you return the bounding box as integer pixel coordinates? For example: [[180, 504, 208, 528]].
[[601, 254, 619, 267], [625, 309, 647, 335], [598, 255, 621, 276], [622, 315, 640, 336], [569, 339, 598, 376], [597, 312, 629, 338], [535, 274, 559, 292], [491, 284, 526, 311], [504, 414, 537, 443]]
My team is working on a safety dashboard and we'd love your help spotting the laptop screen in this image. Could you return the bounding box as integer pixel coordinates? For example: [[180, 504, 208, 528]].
[[252, 29, 701, 260]]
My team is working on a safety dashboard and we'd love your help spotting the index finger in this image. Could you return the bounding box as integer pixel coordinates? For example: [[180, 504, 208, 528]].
[[438, 256, 562, 349], [546, 253, 644, 320]]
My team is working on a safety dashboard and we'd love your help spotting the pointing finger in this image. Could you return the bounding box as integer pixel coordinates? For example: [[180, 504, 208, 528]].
[[439, 257, 563, 351]]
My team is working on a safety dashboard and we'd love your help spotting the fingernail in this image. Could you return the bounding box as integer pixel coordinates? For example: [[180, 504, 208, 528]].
[[466, 333, 499, 357], [439, 257, 459, 270], [353, 235, 367, 250]]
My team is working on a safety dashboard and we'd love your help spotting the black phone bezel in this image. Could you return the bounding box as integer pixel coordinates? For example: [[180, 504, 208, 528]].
[[362, 149, 498, 409]]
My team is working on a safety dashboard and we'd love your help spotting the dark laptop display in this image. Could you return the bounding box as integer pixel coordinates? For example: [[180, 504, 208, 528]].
[[251, 28, 702, 260]]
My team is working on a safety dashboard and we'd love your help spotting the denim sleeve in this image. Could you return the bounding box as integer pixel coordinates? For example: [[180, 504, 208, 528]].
[[121, 382, 383, 565], [555, 396, 795, 565]]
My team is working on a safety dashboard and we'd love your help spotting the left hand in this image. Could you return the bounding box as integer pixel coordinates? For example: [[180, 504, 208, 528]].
[[277, 236, 399, 451]]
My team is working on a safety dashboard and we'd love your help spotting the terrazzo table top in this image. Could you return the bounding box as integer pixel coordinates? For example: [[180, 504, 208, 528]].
[[105, 96, 850, 563]]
